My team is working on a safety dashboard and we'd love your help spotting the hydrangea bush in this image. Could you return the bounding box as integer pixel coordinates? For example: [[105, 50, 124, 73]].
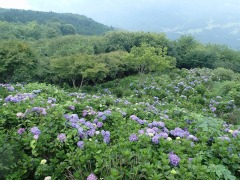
[[0, 68, 239, 179]]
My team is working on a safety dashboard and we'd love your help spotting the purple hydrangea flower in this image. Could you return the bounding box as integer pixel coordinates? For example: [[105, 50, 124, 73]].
[[130, 115, 139, 121], [69, 105, 75, 110], [96, 122, 103, 128], [187, 135, 198, 141], [159, 132, 168, 139], [79, 118, 86, 124], [138, 129, 145, 134], [87, 173, 97, 180], [31, 107, 47, 115], [87, 129, 95, 137], [77, 141, 84, 149], [30, 127, 41, 135], [129, 134, 138, 142], [69, 114, 79, 123], [104, 110, 112, 115], [232, 130, 239, 138], [85, 121, 94, 129], [163, 127, 169, 133], [100, 115, 107, 121], [168, 152, 180, 166], [7, 86, 14, 91], [152, 127, 159, 133], [210, 107, 216, 112], [152, 135, 160, 144], [57, 133, 67, 142], [17, 128, 25, 135], [82, 110, 88, 117], [218, 136, 231, 141], [146, 128, 155, 136], [98, 112, 104, 117], [93, 118, 98, 124], [170, 127, 189, 138], [101, 130, 110, 144], [188, 158, 193, 161], [148, 123, 153, 128]]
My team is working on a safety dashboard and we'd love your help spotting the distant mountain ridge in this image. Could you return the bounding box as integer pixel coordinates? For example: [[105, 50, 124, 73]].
[[0, 8, 113, 35]]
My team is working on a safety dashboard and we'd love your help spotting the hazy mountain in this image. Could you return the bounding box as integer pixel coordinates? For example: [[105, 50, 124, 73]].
[[0, 8, 113, 35]]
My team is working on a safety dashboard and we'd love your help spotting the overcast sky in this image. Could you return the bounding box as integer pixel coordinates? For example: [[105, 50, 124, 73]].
[[1, 0, 240, 30]]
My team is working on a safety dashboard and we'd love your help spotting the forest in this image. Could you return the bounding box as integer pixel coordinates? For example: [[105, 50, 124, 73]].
[[1, 8, 240, 87], [0, 8, 240, 180]]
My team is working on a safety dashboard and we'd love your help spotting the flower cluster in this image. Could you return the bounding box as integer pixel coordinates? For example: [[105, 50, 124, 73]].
[[31, 107, 47, 115], [130, 115, 147, 125], [64, 111, 111, 146], [0, 84, 15, 91], [5, 93, 35, 103]]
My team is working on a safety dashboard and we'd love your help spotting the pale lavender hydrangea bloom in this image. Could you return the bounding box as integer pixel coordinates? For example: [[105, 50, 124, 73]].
[[152, 135, 160, 144], [17, 128, 25, 135], [101, 130, 110, 144], [130, 115, 139, 121], [218, 136, 231, 141], [170, 127, 189, 138], [232, 130, 239, 138], [31, 107, 47, 115], [82, 110, 88, 117], [69, 105, 75, 110], [30, 127, 41, 135], [30, 126, 41, 139], [129, 134, 138, 142], [96, 122, 103, 128], [57, 133, 67, 142], [87, 173, 97, 180], [77, 141, 84, 149], [159, 132, 168, 139], [187, 135, 198, 141]]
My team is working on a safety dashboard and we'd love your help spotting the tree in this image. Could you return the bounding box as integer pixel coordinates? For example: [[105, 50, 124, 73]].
[[50, 54, 109, 87], [125, 43, 176, 74], [60, 24, 76, 35], [174, 35, 199, 68], [0, 40, 37, 83], [182, 45, 218, 69]]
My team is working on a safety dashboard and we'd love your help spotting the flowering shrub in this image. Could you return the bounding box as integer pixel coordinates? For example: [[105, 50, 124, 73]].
[[0, 68, 239, 179]]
